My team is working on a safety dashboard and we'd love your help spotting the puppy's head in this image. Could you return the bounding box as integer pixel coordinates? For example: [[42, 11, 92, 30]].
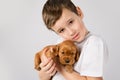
[[57, 40, 80, 65]]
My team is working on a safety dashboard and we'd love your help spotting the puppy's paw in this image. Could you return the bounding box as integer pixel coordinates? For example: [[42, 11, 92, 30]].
[[65, 65, 73, 73], [34, 65, 41, 71]]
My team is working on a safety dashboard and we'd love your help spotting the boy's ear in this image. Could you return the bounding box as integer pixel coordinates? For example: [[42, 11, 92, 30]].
[[76, 7, 84, 19]]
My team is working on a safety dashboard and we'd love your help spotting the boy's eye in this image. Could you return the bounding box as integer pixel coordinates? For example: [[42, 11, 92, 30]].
[[59, 28, 65, 33], [69, 20, 73, 25]]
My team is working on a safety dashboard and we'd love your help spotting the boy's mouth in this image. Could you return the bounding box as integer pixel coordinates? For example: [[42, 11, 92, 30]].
[[72, 33, 80, 40]]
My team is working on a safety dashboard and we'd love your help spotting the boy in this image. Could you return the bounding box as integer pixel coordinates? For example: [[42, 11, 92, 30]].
[[38, 0, 108, 80]]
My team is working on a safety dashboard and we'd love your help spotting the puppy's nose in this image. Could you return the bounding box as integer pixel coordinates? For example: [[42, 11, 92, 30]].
[[65, 59, 70, 63]]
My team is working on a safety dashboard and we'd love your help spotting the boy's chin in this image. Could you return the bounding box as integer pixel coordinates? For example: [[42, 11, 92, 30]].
[[65, 38, 84, 43], [73, 37, 85, 43]]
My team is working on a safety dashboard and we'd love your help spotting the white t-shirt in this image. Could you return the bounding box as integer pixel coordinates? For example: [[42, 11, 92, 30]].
[[52, 32, 109, 80]]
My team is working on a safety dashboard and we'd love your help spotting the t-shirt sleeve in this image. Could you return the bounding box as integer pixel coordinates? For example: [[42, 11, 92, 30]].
[[80, 36, 108, 77], [56, 37, 64, 44]]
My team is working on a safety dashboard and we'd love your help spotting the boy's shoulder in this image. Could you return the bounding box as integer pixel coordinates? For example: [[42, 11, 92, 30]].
[[83, 32, 107, 47], [75, 32, 106, 47], [88, 33, 103, 41], [88, 32, 105, 43]]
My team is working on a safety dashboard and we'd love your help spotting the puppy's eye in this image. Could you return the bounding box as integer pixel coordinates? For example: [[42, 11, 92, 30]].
[[61, 51, 64, 54], [71, 52, 74, 55]]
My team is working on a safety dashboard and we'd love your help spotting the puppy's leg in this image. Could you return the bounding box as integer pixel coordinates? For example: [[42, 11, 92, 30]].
[[34, 53, 41, 71], [76, 48, 80, 61], [65, 65, 73, 73]]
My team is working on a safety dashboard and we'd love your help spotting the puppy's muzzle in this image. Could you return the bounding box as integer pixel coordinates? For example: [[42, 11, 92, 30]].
[[65, 59, 70, 63]]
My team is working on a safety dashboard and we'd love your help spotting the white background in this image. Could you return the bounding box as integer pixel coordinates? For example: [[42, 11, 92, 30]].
[[0, 0, 120, 80]]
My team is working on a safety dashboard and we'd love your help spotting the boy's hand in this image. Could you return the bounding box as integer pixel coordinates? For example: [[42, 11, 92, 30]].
[[38, 48, 57, 80]]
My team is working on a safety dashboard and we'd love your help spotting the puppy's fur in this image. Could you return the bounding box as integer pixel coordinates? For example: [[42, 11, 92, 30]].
[[34, 45, 58, 71], [34, 40, 80, 72]]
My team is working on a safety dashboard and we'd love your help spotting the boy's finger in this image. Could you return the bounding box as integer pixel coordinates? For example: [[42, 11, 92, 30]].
[[40, 58, 52, 70], [41, 48, 50, 63]]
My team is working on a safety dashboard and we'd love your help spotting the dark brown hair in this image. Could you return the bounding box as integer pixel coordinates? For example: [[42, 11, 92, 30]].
[[42, 0, 78, 30]]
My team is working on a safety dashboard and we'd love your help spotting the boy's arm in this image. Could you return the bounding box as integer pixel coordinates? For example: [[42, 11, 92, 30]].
[[56, 65, 103, 80], [61, 70, 103, 80]]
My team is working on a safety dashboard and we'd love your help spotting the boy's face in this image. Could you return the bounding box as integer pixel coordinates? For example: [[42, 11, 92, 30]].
[[51, 8, 88, 43]]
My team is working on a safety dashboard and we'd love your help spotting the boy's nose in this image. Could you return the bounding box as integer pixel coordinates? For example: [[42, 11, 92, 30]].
[[67, 28, 75, 36]]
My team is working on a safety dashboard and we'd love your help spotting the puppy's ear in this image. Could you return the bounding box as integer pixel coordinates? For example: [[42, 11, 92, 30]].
[[56, 45, 59, 51], [75, 48, 80, 61], [55, 45, 59, 56]]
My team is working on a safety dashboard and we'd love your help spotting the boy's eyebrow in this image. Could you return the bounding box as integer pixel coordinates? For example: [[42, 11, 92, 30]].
[[67, 18, 72, 23], [55, 18, 72, 33]]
